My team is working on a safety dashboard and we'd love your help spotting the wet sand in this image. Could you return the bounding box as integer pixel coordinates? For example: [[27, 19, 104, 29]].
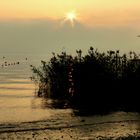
[[0, 113, 139, 140]]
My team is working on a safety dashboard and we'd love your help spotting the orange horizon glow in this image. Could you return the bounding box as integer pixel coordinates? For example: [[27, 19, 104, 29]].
[[0, 0, 140, 27]]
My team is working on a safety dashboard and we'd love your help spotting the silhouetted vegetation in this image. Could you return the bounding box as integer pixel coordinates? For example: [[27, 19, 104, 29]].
[[31, 47, 140, 115]]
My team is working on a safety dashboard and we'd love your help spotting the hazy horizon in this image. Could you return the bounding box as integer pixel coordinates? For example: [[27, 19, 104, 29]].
[[0, 0, 140, 56]]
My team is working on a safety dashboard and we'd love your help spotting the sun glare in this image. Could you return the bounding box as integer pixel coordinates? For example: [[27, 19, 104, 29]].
[[64, 11, 77, 27]]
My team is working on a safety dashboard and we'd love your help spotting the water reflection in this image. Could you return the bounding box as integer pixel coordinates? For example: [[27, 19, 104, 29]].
[[0, 55, 53, 123]]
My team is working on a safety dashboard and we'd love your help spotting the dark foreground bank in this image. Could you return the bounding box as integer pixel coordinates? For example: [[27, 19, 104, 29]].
[[0, 112, 139, 140]]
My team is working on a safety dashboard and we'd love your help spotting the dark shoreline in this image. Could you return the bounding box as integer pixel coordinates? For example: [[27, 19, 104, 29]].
[[0, 111, 139, 139]]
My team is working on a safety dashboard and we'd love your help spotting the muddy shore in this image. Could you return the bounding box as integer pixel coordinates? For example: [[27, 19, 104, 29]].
[[0, 112, 139, 140]]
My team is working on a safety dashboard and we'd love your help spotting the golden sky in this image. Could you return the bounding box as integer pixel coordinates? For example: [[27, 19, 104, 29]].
[[0, 0, 140, 27], [0, 0, 140, 55]]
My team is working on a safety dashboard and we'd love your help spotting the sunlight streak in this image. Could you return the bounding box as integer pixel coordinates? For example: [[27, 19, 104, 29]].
[[63, 11, 77, 27]]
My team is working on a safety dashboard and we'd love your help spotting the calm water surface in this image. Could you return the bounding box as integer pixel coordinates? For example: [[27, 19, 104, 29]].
[[0, 54, 58, 123], [0, 54, 139, 125]]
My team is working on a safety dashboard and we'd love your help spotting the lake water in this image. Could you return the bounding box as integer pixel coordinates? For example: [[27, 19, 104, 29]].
[[0, 53, 139, 126], [0, 53, 59, 123]]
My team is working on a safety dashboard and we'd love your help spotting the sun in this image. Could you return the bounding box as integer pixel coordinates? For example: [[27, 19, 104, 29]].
[[66, 12, 76, 21], [64, 11, 77, 27]]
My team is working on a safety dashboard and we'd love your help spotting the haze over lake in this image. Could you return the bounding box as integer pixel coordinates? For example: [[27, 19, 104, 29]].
[[0, 20, 140, 56], [0, 0, 140, 55]]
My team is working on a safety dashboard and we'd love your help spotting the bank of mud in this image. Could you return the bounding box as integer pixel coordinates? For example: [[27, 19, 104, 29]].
[[0, 112, 139, 140]]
